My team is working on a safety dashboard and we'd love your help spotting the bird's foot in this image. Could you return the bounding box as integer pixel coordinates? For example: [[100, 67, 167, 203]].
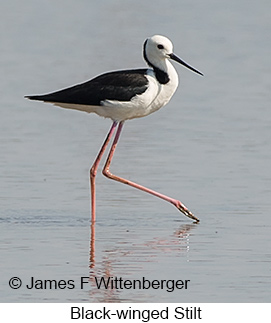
[[174, 200, 200, 223]]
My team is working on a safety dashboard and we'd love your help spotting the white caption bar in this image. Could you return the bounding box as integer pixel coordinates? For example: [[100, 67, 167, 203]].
[[1, 303, 270, 322]]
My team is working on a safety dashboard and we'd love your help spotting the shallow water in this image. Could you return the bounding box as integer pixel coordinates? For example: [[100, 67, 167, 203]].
[[1, 0, 271, 302]]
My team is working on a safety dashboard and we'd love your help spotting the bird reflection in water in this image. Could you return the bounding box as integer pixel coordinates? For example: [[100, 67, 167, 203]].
[[89, 221, 197, 272], [87, 221, 197, 301], [89, 222, 95, 269]]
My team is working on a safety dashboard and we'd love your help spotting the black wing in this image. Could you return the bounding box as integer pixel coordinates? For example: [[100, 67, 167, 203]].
[[25, 69, 149, 105]]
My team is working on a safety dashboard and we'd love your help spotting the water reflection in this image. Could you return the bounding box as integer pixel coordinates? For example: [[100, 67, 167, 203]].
[[89, 222, 95, 268], [88, 220, 198, 301]]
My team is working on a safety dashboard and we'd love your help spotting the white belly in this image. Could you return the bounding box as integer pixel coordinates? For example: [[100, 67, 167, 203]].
[[54, 68, 179, 122]]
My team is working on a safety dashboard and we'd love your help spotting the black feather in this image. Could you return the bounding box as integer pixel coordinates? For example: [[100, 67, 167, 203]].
[[25, 69, 149, 105]]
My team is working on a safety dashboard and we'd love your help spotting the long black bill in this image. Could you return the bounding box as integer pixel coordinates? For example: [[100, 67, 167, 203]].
[[169, 53, 203, 76]]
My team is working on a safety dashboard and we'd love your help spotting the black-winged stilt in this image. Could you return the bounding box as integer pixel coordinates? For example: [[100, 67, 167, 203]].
[[25, 35, 203, 223]]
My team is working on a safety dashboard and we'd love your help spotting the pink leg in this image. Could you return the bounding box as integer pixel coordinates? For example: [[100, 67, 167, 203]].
[[90, 121, 118, 222], [102, 122, 199, 222]]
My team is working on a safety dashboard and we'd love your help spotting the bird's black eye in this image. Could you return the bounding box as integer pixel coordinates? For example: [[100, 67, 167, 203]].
[[157, 44, 164, 50]]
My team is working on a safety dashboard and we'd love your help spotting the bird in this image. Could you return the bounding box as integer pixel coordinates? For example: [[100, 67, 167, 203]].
[[25, 35, 203, 223]]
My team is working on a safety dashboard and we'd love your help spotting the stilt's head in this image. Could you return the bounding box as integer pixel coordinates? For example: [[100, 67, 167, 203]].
[[143, 35, 203, 76]]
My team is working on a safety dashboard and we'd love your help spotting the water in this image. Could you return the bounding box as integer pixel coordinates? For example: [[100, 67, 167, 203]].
[[1, 0, 271, 302]]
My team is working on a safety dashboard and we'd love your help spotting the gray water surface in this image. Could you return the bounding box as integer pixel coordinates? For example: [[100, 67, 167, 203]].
[[1, 0, 271, 302]]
